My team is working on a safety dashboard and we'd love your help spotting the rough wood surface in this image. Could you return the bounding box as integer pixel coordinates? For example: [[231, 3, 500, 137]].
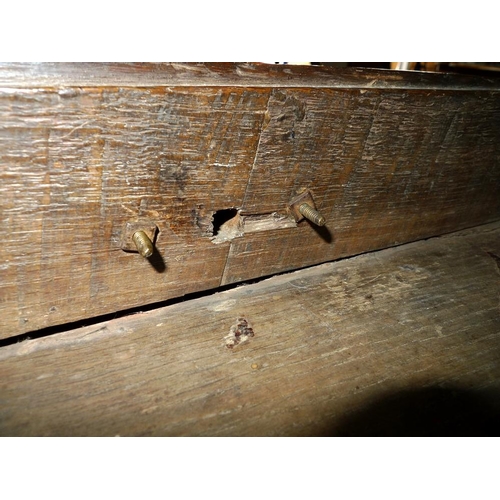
[[223, 87, 500, 284], [0, 86, 269, 337], [1, 62, 499, 90], [1, 222, 499, 436], [1, 63, 500, 338]]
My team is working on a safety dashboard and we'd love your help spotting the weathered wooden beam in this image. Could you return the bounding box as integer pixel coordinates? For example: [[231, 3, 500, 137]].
[[223, 87, 500, 284], [0, 85, 270, 337], [1, 222, 499, 436], [1, 62, 499, 90], [1, 63, 499, 338]]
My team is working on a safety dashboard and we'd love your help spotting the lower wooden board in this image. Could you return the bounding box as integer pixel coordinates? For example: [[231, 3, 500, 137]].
[[1, 222, 500, 436]]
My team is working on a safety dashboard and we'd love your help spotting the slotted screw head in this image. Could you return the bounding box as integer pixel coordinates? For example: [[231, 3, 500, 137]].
[[132, 230, 154, 258], [299, 203, 326, 226]]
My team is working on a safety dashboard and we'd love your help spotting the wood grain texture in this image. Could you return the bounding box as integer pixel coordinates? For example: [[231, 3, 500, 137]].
[[1, 62, 499, 90], [1, 222, 499, 436], [222, 87, 500, 284], [1, 63, 500, 338], [0, 86, 269, 337]]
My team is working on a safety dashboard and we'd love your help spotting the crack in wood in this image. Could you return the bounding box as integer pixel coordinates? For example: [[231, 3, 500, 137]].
[[485, 251, 500, 274]]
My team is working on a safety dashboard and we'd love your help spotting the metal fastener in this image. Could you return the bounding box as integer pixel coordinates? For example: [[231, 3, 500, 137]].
[[132, 230, 154, 258], [298, 203, 326, 226], [288, 190, 327, 226]]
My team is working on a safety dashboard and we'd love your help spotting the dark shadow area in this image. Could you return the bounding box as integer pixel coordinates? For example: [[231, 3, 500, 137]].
[[212, 208, 238, 236], [306, 219, 333, 243], [325, 386, 500, 437], [147, 247, 166, 273]]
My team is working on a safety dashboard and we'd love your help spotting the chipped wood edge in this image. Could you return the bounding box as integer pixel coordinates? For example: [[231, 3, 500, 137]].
[[0, 63, 499, 91]]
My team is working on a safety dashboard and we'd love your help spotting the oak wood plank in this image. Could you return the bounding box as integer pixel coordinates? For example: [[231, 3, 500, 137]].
[[1, 64, 499, 339], [1, 222, 499, 436], [223, 87, 500, 284], [0, 86, 269, 337], [1, 62, 499, 90]]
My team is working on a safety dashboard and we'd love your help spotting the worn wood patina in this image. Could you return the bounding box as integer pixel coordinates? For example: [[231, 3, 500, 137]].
[[1, 63, 500, 338], [1, 223, 499, 436]]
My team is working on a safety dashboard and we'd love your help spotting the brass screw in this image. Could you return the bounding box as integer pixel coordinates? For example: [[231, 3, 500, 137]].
[[132, 231, 154, 258], [299, 203, 326, 226]]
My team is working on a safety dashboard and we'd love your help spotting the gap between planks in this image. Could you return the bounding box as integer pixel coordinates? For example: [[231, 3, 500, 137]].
[[0, 221, 500, 436]]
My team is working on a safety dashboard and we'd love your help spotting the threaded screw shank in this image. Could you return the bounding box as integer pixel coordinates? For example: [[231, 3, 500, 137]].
[[132, 230, 154, 258], [299, 203, 326, 226]]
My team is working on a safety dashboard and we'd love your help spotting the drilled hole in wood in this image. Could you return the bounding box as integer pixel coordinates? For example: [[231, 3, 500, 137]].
[[212, 208, 238, 235], [211, 208, 243, 244]]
